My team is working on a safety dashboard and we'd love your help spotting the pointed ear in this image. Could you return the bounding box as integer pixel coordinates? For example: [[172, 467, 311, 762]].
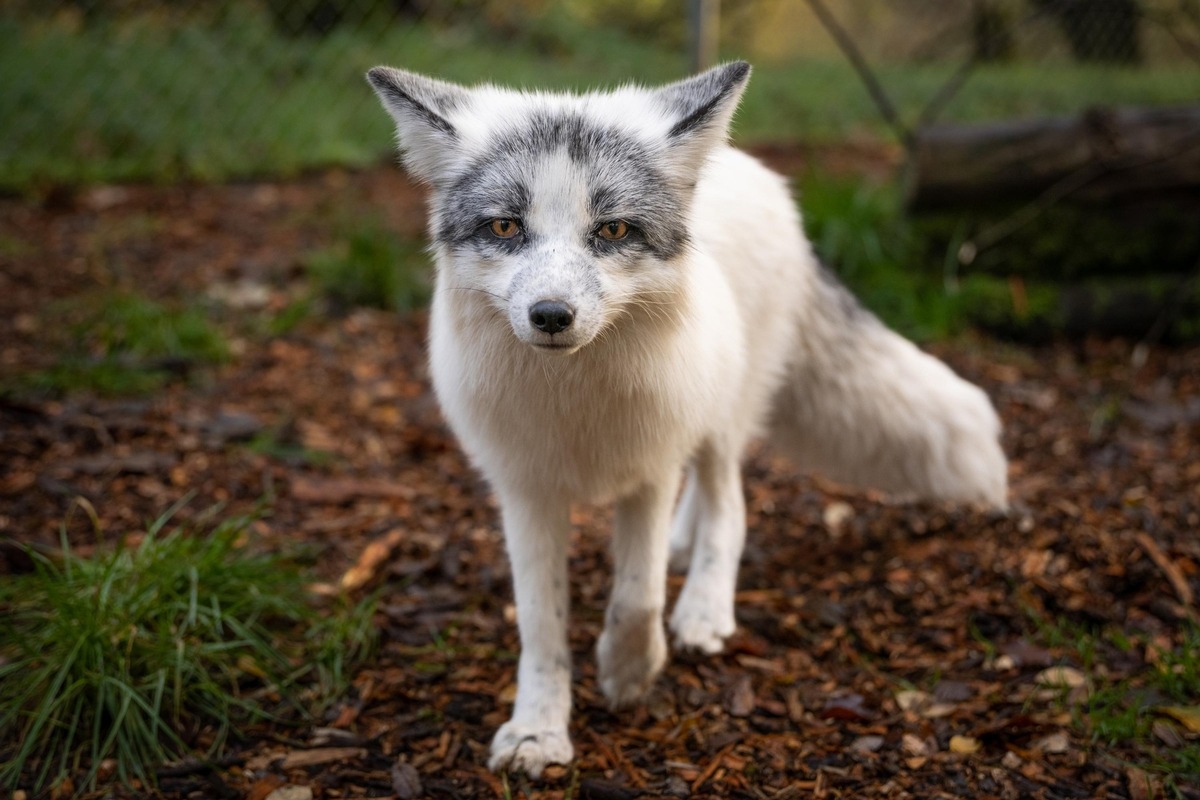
[[366, 66, 469, 184], [654, 61, 751, 182]]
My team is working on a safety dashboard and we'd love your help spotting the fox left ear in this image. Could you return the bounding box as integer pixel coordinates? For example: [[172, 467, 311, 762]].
[[654, 61, 751, 182], [366, 67, 469, 185]]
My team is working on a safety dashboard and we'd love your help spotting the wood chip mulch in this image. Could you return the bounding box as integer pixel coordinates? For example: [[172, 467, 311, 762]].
[[1, 159, 1197, 799]]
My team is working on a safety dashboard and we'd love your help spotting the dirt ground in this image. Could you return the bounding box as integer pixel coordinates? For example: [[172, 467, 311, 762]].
[[2, 148, 1199, 799]]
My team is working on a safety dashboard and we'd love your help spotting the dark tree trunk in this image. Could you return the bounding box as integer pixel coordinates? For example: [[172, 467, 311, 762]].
[[905, 106, 1200, 210], [973, 0, 1016, 62], [1034, 0, 1143, 63]]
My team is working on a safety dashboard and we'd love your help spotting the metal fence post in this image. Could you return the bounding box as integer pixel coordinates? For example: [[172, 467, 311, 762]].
[[689, 0, 720, 73]]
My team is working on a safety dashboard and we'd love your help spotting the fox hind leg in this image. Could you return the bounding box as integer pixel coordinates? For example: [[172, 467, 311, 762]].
[[667, 464, 700, 574], [670, 442, 745, 654]]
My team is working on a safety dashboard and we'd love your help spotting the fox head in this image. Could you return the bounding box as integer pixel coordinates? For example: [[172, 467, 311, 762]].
[[367, 62, 750, 353]]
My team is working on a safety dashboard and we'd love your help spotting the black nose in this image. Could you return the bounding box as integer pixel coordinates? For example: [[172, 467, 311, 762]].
[[529, 300, 575, 334]]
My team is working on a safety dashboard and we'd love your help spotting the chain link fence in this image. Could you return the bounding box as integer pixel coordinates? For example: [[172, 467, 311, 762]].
[[1, 0, 1198, 189]]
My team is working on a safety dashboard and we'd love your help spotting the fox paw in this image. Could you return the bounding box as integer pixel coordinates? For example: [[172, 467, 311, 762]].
[[597, 614, 666, 708], [670, 595, 735, 654], [488, 723, 573, 778]]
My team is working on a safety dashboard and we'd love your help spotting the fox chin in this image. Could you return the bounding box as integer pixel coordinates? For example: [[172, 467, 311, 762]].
[[367, 61, 1008, 778]]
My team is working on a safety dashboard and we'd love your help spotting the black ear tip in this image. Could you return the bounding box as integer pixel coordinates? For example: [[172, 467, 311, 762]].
[[366, 66, 393, 89], [727, 60, 752, 81]]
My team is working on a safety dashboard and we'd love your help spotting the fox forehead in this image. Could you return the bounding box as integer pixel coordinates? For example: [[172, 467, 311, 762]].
[[432, 105, 690, 259]]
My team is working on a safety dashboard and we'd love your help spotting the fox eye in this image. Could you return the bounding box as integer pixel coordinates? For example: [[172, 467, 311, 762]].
[[597, 220, 630, 241], [488, 219, 521, 239]]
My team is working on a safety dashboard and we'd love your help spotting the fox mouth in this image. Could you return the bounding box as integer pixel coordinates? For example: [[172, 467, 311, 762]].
[[534, 342, 577, 351]]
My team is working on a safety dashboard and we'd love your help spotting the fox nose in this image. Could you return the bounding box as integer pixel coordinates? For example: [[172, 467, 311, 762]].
[[529, 300, 575, 335]]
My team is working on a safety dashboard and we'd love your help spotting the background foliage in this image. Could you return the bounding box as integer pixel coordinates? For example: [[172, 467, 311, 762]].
[[2, 0, 1198, 188]]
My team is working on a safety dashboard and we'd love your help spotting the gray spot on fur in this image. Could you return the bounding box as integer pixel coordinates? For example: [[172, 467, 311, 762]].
[[816, 262, 879, 328]]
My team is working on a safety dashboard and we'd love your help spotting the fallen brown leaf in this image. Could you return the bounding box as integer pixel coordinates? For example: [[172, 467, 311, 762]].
[[279, 747, 367, 769], [340, 528, 405, 591], [1134, 531, 1194, 607], [723, 674, 756, 717], [1156, 705, 1200, 733], [290, 475, 412, 504], [391, 760, 422, 799]]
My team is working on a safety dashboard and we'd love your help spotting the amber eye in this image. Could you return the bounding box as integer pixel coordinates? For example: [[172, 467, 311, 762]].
[[597, 220, 630, 241], [488, 219, 521, 239]]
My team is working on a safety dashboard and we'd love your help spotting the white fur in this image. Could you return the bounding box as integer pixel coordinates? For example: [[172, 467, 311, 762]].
[[368, 64, 1008, 777]]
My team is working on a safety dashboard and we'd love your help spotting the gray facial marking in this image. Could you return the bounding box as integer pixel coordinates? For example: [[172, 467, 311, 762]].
[[437, 178, 533, 256], [432, 111, 690, 260]]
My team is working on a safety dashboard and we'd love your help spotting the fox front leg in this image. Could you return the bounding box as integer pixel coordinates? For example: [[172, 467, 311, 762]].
[[596, 470, 677, 707], [487, 491, 574, 777]]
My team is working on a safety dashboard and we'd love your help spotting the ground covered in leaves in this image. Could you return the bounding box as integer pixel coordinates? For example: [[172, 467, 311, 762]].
[[2, 153, 1199, 799]]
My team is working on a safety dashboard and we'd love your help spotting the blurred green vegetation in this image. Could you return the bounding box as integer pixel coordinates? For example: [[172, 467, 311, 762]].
[[305, 220, 431, 313], [3, 4, 1199, 189], [8, 291, 229, 397], [799, 174, 968, 341], [799, 172, 1200, 342]]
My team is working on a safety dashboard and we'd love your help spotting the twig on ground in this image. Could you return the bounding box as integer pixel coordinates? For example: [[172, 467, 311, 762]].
[[1134, 531, 1195, 609]]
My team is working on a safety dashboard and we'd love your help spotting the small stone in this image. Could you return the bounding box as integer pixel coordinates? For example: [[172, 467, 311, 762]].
[[896, 689, 930, 712], [849, 735, 885, 754], [1033, 731, 1070, 754], [265, 787, 313, 800], [664, 775, 691, 797], [949, 735, 980, 754], [902, 733, 929, 756], [922, 702, 958, 719], [1035, 666, 1086, 689], [822, 501, 854, 534], [723, 674, 756, 717], [391, 760, 422, 799]]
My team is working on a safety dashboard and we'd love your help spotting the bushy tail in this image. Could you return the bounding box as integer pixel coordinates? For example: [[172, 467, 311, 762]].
[[768, 267, 1008, 508]]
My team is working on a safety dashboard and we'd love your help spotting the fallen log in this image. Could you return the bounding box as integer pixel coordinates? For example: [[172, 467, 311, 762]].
[[905, 105, 1200, 211]]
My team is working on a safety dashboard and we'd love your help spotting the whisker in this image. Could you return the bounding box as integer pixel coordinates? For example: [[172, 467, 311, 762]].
[[448, 286, 510, 303]]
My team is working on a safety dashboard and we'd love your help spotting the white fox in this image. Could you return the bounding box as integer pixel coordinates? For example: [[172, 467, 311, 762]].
[[367, 61, 1007, 777]]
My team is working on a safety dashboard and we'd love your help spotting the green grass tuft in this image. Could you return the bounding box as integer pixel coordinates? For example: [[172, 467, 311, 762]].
[[245, 427, 335, 467], [0, 504, 376, 793], [305, 223, 430, 313], [1028, 614, 1200, 792], [12, 291, 229, 397]]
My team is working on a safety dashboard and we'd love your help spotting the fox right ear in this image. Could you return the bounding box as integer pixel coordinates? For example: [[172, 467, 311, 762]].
[[653, 62, 751, 184], [366, 67, 467, 184]]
